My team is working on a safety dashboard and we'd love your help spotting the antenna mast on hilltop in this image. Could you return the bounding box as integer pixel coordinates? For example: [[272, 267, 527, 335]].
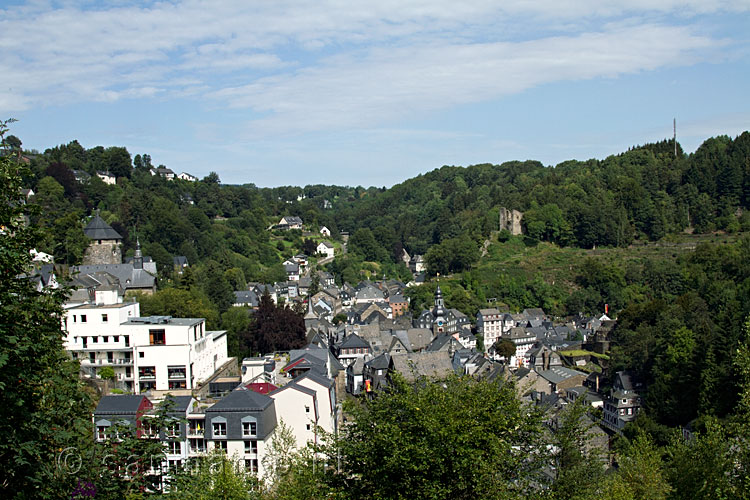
[[674, 118, 677, 158]]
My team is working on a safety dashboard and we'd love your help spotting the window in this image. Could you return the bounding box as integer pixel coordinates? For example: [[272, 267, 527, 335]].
[[244, 459, 258, 473], [189, 438, 205, 453], [103, 336, 108, 343], [81, 315, 87, 323], [244, 440, 258, 454], [142, 420, 158, 438], [149, 329, 166, 345], [124, 335, 130, 347], [89, 353, 95, 362], [305, 406, 310, 413], [113, 336, 118, 342], [168, 366, 186, 379], [91, 336, 97, 343], [213, 422, 227, 437], [139, 352, 144, 358], [169, 380, 187, 389], [168, 441, 181, 454], [73, 315, 76, 323], [167, 422, 180, 437], [242, 421, 256, 437], [216, 441, 227, 451], [96, 426, 108, 441], [306, 424, 311, 431], [139, 366, 155, 379], [102, 314, 108, 323]]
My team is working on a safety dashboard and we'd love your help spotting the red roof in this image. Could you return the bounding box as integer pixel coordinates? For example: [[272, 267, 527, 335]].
[[246, 382, 279, 395]]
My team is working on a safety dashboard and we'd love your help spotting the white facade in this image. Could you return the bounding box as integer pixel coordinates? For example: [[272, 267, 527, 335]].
[[270, 384, 320, 448], [295, 375, 337, 436], [63, 303, 228, 393], [177, 172, 198, 182], [316, 241, 335, 259], [476, 309, 502, 349]]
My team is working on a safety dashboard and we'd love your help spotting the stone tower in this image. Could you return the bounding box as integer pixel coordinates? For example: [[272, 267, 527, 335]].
[[82, 213, 122, 265], [499, 207, 524, 235]]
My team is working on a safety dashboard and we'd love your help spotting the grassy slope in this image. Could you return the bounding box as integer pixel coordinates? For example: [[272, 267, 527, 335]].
[[474, 232, 741, 295]]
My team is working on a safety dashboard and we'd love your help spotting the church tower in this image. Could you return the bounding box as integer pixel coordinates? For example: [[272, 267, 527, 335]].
[[432, 284, 447, 334], [82, 212, 122, 265]]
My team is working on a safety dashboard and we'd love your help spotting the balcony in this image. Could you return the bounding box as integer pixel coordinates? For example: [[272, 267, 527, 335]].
[[80, 358, 131, 366]]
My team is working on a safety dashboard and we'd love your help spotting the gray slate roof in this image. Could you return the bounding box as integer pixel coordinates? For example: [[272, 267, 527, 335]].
[[207, 388, 274, 412], [84, 214, 122, 240], [95, 395, 147, 414]]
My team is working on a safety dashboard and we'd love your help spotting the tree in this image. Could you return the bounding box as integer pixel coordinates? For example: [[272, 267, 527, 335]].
[[329, 374, 546, 499], [493, 339, 516, 361], [0, 121, 94, 498], [239, 291, 306, 355], [163, 449, 260, 500], [5, 133, 22, 150], [601, 434, 670, 500], [98, 366, 115, 381], [307, 274, 320, 297]]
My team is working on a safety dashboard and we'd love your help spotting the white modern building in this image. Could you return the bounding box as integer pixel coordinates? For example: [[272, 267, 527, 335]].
[[63, 302, 228, 393]]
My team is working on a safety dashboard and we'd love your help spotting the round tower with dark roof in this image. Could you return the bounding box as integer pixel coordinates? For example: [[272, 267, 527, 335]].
[[82, 212, 122, 265]]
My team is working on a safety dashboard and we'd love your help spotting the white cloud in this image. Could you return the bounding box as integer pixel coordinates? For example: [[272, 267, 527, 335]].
[[212, 24, 722, 134], [0, 0, 745, 119]]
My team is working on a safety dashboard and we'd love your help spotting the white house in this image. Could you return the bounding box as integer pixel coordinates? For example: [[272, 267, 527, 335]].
[[96, 171, 117, 185], [177, 172, 198, 182], [316, 241, 335, 259], [62, 303, 228, 393], [319, 226, 331, 237]]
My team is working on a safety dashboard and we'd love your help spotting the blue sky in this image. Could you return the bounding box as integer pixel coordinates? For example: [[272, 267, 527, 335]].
[[1, 1, 749, 187]]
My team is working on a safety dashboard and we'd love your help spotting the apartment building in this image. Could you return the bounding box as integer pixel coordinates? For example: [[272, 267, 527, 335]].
[[63, 302, 228, 394]]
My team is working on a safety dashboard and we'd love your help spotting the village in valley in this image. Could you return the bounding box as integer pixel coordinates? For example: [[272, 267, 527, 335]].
[[32, 210, 633, 481]]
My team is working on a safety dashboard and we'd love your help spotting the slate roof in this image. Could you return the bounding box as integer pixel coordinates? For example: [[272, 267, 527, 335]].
[[207, 387, 274, 412], [163, 395, 194, 413], [365, 352, 391, 370], [173, 256, 189, 267], [339, 333, 370, 350], [538, 366, 587, 385], [74, 263, 155, 290], [83, 214, 122, 240], [391, 351, 454, 382], [234, 290, 258, 306], [95, 395, 148, 415]]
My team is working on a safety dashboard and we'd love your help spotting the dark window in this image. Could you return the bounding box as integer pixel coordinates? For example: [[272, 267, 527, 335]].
[[216, 441, 227, 451], [139, 352, 144, 358], [81, 315, 87, 323], [244, 440, 258, 454], [102, 314, 108, 323], [149, 329, 165, 345], [242, 421, 257, 437], [213, 422, 227, 437]]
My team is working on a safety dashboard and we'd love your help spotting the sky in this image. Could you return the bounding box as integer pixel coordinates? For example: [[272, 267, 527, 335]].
[[1, 1, 749, 187]]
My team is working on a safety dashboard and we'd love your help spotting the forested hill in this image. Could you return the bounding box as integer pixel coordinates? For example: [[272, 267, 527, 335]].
[[329, 133, 750, 268], [15, 131, 750, 285]]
